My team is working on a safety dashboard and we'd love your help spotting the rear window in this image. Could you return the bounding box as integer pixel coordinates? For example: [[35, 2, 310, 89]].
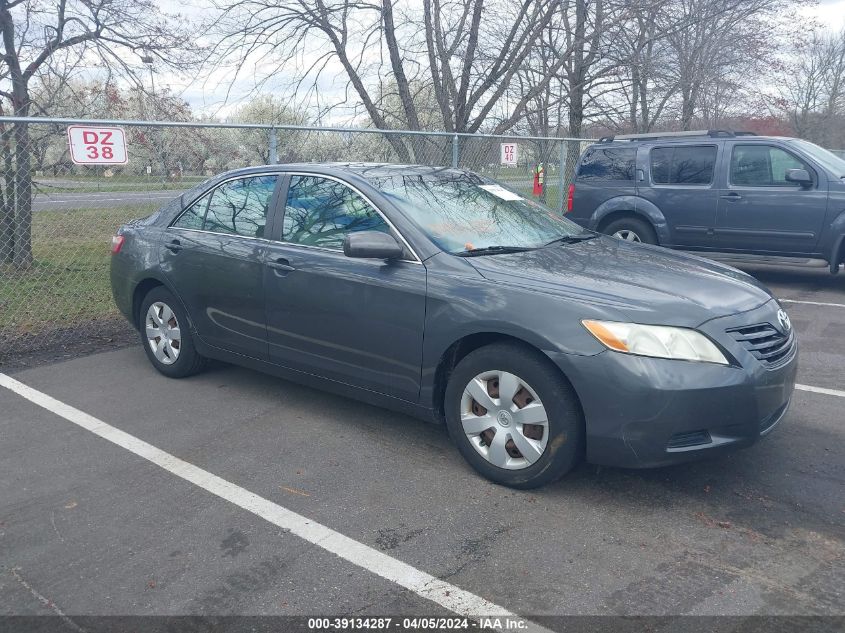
[[576, 147, 636, 181], [650, 145, 716, 185]]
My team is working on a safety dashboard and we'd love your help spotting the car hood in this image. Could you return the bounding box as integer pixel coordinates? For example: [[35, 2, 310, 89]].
[[465, 236, 774, 327]]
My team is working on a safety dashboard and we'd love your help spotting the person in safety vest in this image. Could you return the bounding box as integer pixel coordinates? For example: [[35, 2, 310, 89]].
[[532, 162, 545, 197]]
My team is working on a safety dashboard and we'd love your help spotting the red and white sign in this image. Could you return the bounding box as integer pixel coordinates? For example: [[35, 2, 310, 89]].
[[67, 125, 128, 165], [500, 142, 518, 166]]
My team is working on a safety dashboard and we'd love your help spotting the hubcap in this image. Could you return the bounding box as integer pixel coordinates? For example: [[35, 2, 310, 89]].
[[460, 370, 549, 470], [145, 302, 181, 365], [613, 229, 642, 242]]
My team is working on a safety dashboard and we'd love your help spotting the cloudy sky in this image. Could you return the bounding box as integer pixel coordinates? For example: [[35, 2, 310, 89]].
[[155, 0, 845, 121], [814, 0, 845, 26]]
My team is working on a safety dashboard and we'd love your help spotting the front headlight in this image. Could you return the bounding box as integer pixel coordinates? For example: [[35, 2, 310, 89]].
[[582, 320, 729, 365]]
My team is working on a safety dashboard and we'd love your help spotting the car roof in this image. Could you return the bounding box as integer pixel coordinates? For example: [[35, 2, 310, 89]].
[[213, 162, 469, 180], [593, 131, 796, 147]]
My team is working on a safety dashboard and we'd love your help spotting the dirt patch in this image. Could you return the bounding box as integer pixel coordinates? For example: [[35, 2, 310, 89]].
[[0, 316, 137, 373]]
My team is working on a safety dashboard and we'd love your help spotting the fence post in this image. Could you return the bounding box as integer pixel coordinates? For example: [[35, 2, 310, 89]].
[[269, 127, 278, 164], [558, 141, 566, 213], [452, 134, 459, 168]]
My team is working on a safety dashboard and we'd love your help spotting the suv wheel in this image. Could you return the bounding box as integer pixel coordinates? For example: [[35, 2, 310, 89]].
[[444, 342, 583, 489], [139, 287, 206, 378], [603, 216, 658, 245]]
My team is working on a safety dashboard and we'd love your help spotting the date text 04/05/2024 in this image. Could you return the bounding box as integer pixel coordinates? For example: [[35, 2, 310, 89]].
[[306, 617, 530, 630]]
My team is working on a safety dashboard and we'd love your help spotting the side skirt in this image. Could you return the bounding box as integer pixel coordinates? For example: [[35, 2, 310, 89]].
[[192, 338, 440, 425]]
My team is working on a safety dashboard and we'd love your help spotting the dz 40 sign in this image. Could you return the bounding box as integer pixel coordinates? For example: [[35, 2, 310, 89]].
[[500, 142, 518, 166], [67, 125, 128, 165]]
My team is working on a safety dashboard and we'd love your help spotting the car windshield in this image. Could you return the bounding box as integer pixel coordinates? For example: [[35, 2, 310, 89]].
[[370, 171, 587, 254], [788, 139, 845, 177]]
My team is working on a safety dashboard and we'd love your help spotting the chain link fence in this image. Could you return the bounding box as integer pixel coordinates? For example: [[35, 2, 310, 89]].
[[0, 116, 590, 363]]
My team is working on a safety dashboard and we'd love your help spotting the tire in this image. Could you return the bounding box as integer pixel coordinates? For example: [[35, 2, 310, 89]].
[[444, 342, 583, 489], [603, 216, 658, 245], [139, 286, 206, 378]]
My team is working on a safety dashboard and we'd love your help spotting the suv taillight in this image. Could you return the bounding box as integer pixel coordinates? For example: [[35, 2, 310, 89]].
[[566, 183, 575, 213], [111, 235, 125, 254]]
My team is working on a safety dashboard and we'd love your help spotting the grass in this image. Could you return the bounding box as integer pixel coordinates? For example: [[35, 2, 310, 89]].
[[0, 204, 157, 337]]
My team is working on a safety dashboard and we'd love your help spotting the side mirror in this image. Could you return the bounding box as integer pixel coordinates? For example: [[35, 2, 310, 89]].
[[343, 231, 404, 260], [785, 168, 812, 187]]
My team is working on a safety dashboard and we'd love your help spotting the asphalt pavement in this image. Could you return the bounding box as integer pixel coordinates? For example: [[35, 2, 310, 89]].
[[0, 265, 842, 629]]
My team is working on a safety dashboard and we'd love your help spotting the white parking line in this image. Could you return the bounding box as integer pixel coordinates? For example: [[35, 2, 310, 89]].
[[796, 383, 845, 398], [780, 298, 845, 309], [0, 373, 549, 633]]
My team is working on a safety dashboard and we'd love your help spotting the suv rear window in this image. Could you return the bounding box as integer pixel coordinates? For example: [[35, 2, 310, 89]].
[[576, 148, 636, 181], [650, 146, 716, 185]]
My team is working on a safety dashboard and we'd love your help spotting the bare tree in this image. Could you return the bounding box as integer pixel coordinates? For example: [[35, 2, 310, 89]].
[[774, 28, 845, 146], [230, 94, 309, 163], [0, 0, 194, 268], [662, 0, 788, 130], [557, 0, 623, 183], [605, 0, 676, 133], [207, 0, 567, 147], [597, 0, 793, 134]]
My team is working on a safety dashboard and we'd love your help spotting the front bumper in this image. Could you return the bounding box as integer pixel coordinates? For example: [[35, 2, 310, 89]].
[[549, 300, 798, 468]]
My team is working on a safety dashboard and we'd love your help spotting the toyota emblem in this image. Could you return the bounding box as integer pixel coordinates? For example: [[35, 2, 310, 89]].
[[777, 309, 791, 333]]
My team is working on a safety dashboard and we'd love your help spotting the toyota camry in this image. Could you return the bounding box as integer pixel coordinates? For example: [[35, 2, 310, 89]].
[[111, 164, 797, 488]]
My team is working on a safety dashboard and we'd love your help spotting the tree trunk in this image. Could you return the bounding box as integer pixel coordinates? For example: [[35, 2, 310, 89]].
[[565, 71, 584, 188], [680, 83, 696, 131], [564, 0, 588, 188], [12, 119, 32, 269], [565, 119, 583, 189], [0, 126, 14, 263], [1, 1, 33, 269]]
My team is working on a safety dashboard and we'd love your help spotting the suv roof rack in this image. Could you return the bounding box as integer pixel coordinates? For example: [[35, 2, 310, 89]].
[[596, 130, 757, 143]]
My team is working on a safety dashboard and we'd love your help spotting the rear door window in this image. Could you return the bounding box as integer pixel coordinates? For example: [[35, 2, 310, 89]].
[[650, 146, 717, 185], [576, 147, 637, 181], [203, 175, 278, 237], [172, 175, 278, 236], [172, 193, 210, 230]]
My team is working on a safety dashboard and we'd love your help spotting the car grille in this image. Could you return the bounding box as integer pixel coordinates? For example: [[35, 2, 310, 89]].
[[726, 322, 795, 368]]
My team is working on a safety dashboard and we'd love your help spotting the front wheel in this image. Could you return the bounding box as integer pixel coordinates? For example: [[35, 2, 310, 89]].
[[444, 343, 583, 489]]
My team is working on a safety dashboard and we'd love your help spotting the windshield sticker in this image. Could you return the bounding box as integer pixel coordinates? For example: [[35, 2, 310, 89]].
[[479, 184, 523, 201]]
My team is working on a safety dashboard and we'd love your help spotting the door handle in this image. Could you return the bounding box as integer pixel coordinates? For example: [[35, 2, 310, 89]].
[[165, 239, 183, 253], [267, 257, 295, 275], [720, 192, 742, 201]]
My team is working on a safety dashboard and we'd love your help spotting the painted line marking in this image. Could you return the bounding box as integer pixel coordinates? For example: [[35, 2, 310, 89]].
[[0, 373, 549, 633], [11, 568, 85, 633], [796, 383, 845, 398], [780, 298, 845, 309]]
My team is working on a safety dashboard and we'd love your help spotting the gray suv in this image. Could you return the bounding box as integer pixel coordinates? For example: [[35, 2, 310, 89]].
[[567, 130, 845, 274]]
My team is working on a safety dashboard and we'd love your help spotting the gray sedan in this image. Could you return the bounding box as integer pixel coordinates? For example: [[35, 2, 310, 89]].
[[110, 164, 797, 488]]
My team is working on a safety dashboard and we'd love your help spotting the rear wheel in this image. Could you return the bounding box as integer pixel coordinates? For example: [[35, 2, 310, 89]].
[[603, 216, 658, 245], [444, 342, 583, 489], [139, 287, 206, 378]]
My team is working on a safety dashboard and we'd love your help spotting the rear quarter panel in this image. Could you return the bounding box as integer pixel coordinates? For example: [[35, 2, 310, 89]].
[[110, 224, 168, 327]]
